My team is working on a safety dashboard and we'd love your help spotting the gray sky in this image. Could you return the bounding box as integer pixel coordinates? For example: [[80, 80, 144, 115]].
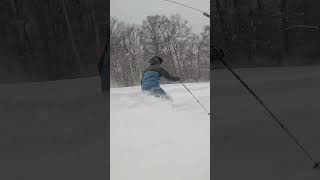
[[110, 0, 210, 34]]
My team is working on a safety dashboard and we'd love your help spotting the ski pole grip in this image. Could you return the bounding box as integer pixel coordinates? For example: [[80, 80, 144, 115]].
[[203, 12, 210, 18], [313, 162, 319, 169]]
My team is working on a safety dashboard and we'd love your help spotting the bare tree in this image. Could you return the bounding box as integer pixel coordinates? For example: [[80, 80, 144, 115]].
[[61, 0, 81, 74], [110, 14, 210, 87]]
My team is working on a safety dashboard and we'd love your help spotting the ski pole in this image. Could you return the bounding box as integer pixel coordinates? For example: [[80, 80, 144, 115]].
[[179, 81, 210, 115], [218, 57, 319, 168], [163, 0, 210, 18], [285, 25, 320, 31]]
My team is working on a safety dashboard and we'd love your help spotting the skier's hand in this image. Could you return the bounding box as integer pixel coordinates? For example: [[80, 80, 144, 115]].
[[213, 47, 224, 60], [175, 77, 181, 81]]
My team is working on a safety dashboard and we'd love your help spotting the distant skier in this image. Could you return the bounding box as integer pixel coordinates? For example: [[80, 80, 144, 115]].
[[211, 47, 224, 70], [98, 43, 109, 94], [141, 56, 180, 101]]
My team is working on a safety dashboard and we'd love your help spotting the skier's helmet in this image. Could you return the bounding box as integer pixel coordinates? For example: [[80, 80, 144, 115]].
[[149, 56, 163, 65]]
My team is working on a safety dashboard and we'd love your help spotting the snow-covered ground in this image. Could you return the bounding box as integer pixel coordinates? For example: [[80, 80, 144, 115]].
[[111, 82, 210, 180], [213, 66, 320, 180], [0, 78, 107, 180], [3, 65, 320, 179]]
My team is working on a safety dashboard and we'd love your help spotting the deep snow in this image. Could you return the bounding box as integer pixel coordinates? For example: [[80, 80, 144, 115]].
[[3, 65, 320, 179], [213, 66, 320, 180], [110, 82, 210, 180], [0, 77, 108, 180]]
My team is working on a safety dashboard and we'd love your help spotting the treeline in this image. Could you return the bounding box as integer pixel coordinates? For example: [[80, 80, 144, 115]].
[[212, 0, 320, 68], [110, 14, 210, 87], [0, 0, 108, 83]]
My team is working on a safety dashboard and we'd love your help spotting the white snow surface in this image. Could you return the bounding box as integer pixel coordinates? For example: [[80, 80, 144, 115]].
[[213, 66, 320, 180], [0, 77, 107, 179], [111, 82, 210, 180], [3, 65, 320, 179]]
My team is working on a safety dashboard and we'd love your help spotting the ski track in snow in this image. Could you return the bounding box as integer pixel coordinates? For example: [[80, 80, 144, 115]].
[[111, 82, 210, 180]]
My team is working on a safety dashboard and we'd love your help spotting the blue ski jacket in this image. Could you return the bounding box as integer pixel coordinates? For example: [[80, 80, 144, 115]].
[[142, 71, 161, 90], [141, 64, 180, 91]]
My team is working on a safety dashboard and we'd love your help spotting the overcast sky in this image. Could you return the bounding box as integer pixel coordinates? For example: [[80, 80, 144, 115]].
[[110, 0, 210, 34]]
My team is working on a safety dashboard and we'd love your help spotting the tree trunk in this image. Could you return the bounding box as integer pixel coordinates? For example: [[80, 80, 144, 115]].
[[280, 0, 289, 65], [128, 57, 137, 85], [197, 46, 201, 80], [216, 0, 231, 48], [233, 0, 240, 35], [91, 1, 101, 60], [61, 0, 81, 75]]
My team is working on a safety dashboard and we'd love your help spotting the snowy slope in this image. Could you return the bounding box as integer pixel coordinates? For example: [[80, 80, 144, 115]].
[[111, 82, 210, 180], [5, 64, 319, 179], [213, 66, 320, 180], [0, 77, 107, 180]]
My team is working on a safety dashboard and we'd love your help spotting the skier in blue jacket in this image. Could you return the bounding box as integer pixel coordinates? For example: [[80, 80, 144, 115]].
[[141, 56, 180, 100]]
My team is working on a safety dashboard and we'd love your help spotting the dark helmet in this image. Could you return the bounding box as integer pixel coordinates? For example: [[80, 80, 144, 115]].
[[149, 56, 163, 65]]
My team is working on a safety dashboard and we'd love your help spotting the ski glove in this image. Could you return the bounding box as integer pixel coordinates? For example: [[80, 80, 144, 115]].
[[212, 47, 224, 60]]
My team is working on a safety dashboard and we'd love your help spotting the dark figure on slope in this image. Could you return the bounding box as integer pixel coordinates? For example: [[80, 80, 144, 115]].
[[98, 43, 109, 93], [141, 56, 180, 101], [211, 47, 224, 70]]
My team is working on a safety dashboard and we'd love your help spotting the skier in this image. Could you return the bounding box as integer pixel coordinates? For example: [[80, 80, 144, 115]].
[[211, 47, 224, 70], [98, 43, 109, 94], [141, 56, 180, 101]]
